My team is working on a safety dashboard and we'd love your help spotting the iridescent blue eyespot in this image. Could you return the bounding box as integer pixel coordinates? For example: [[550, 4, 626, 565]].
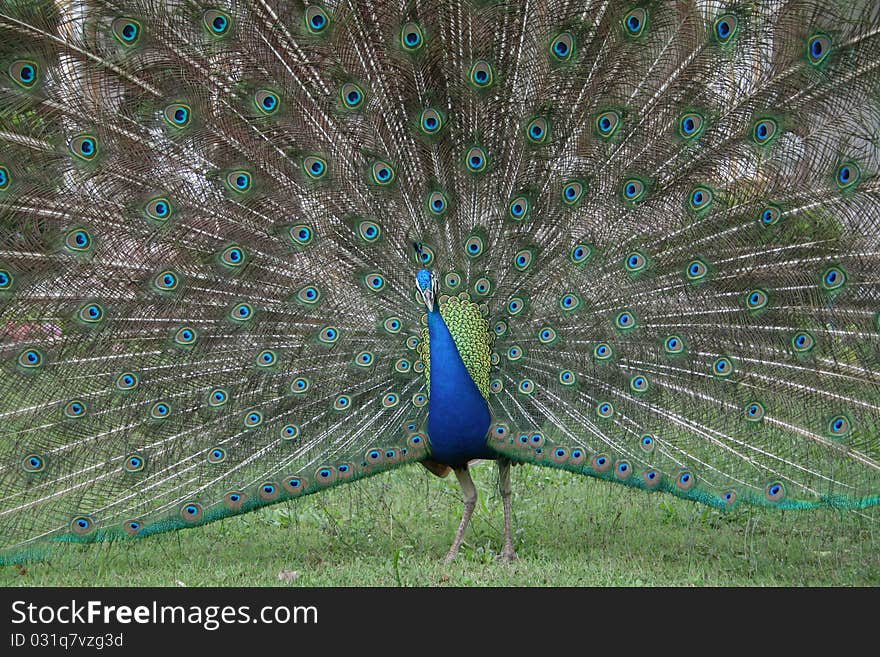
[[592, 454, 611, 472], [596, 402, 614, 419], [71, 516, 95, 535], [465, 235, 485, 257], [594, 343, 612, 361], [470, 60, 494, 88], [679, 112, 704, 139], [559, 293, 581, 312], [112, 18, 141, 46], [318, 326, 339, 344], [283, 478, 304, 494], [507, 297, 524, 315], [615, 310, 636, 330], [559, 370, 575, 385], [507, 345, 523, 361], [752, 118, 777, 145], [124, 520, 143, 535], [291, 377, 310, 394], [518, 379, 534, 395], [0, 166, 9, 191], [562, 181, 584, 205], [713, 357, 733, 377], [0, 268, 11, 290], [836, 162, 860, 189], [622, 178, 646, 202], [640, 435, 655, 452], [64, 399, 87, 418], [538, 327, 557, 344], [154, 270, 178, 291], [596, 111, 621, 138], [181, 503, 203, 521], [209, 388, 229, 407], [208, 448, 226, 464], [625, 252, 647, 273], [371, 160, 395, 185], [116, 372, 138, 391], [357, 351, 375, 368], [226, 170, 252, 194], [220, 245, 245, 267], [791, 331, 815, 353], [163, 103, 191, 128], [383, 317, 402, 333], [745, 402, 765, 422], [146, 197, 172, 221], [401, 22, 424, 51], [550, 32, 574, 61], [664, 335, 684, 354], [288, 224, 315, 246], [526, 117, 550, 144], [828, 414, 851, 437], [465, 146, 488, 173], [174, 327, 197, 345], [686, 259, 708, 282], [624, 8, 647, 36], [244, 411, 263, 428], [204, 10, 231, 36], [65, 228, 92, 252], [689, 186, 713, 212], [615, 461, 632, 480], [341, 83, 364, 109], [297, 285, 321, 304], [305, 6, 330, 35], [713, 14, 737, 44], [9, 60, 39, 88], [365, 273, 385, 291], [759, 204, 781, 226], [255, 90, 280, 115], [19, 348, 43, 369], [507, 195, 530, 221], [70, 135, 98, 161], [428, 191, 448, 215], [282, 424, 300, 440], [78, 303, 104, 323], [676, 471, 695, 491], [230, 303, 253, 322], [746, 289, 769, 311], [570, 244, 591, 264], [125, 455, 145, 473], [764, 482, 785, 502], [334, 394, 351, 411], [808, 34, 831, 66], [151, 402, 171, 419], [630, 375, 648, 393], [23, 454, 45, 472], [304, 156, 327, 180]]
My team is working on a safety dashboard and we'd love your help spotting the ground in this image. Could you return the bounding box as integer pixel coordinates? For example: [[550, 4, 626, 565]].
[[1, 461, 877, 586]]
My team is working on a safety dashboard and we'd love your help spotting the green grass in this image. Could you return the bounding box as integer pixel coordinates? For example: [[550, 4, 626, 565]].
[[2, 461, 877, 586]]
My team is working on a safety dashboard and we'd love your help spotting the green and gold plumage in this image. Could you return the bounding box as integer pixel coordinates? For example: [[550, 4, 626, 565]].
[[0, 0, 879, 564], [419, 294, 493, 400]]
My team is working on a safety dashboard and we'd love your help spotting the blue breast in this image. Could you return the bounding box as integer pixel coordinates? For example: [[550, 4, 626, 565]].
[[425, 309, 493, 465]]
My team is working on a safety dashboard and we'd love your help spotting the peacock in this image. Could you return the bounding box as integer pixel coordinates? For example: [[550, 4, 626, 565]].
[[1, 0, 879, 567]]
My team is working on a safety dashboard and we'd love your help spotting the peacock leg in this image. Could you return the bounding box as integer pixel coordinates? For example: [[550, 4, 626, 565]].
[[444, 464, 477, 564], [498, 458, 518, 562]]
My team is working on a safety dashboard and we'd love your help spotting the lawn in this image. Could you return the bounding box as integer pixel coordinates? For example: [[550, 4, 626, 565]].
[[2, 461, 877, 586]]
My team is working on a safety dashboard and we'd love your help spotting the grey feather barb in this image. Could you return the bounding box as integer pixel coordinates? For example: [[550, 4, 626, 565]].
[[0, 0, 878, 565]]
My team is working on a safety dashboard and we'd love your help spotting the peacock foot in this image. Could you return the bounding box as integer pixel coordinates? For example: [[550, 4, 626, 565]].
[[443, 549, 460, 565], [498, 547, 518, 563]]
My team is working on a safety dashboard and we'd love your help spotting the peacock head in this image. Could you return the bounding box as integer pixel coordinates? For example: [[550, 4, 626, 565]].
[[416, 268, 438, 312]]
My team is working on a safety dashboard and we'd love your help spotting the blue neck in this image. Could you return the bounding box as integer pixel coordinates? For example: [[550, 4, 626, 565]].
[[425, 307, 493, 465]]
